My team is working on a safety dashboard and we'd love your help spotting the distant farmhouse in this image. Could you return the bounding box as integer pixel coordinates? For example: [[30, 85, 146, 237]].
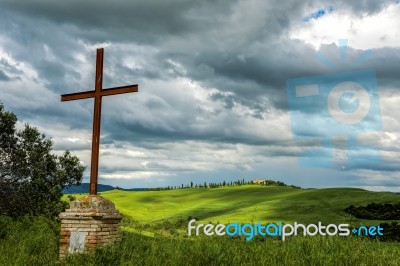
[[251, 179, 279, 185], [251, 179, 293, 187], [251, 179, 266, 185]]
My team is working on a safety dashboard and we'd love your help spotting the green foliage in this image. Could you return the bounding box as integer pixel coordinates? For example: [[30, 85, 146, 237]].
[[344, 201, 400, 241], [379, 222, 400, 242], [0, 102, 85, 218], [345, 202, 400, 220], [67, 195, 77, 202]]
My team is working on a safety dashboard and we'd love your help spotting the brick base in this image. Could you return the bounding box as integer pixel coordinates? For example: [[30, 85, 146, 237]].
[[59, 195, 122, 259]]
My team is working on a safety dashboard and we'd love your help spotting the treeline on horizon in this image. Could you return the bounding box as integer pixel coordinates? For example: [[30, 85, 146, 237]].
[[145, 179, 302, 191]]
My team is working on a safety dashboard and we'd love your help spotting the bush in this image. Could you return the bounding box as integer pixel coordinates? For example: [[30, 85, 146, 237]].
[[378, 222, 400, 242], [0, 102, 85, 218], [344, 202, 400, 220]]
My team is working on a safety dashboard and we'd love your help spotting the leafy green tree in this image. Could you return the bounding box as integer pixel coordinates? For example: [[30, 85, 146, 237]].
[[0, 102, 85, 218]]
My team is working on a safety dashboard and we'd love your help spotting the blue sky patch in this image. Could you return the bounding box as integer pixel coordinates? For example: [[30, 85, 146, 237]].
[[304, 6, 335, 22]]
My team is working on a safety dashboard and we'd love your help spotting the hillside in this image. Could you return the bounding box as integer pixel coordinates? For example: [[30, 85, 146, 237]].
[[63, 183, 115, 194], [70, 185, 400, 226], [63, 183, 147, 194]]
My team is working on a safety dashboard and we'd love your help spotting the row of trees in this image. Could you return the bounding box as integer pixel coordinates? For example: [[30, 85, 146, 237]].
[[0, 102, 85, 218], [146, 179, 301, 191], [147, 179, 247, 191]]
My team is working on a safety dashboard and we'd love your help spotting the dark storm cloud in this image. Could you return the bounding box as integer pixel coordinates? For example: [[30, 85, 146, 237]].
[[2, 0, 398, 114], [0, 0, 399, 187], [0, 58, 23, 78], [1, 0, 392, 37], [161, 40, 400, 118], [0, 0, 236, 44], [209, 91, 267, 119], [336, 0, 392, 15], [0, 70, 11, 81]]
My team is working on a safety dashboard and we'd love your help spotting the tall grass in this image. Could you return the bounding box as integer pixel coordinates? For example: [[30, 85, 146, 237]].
[[65, 233, 400, 266], [0, 216, 399, 266], [0, 216, 59, 265]]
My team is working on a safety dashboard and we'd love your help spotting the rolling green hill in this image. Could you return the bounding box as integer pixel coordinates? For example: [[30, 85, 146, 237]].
[[70, 185, 400, 227], [3, 185, 399, 265]]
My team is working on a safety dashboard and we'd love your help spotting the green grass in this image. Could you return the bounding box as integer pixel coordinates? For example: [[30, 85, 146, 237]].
[[0, 216, 59, 265], [1, 217, 399, 266], [65, 232, 400, 266], [71, 186, 399, 227], [2, 186, 399, 265]]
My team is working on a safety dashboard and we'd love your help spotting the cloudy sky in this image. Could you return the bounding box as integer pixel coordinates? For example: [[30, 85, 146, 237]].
[[0, 0, 399, 191]]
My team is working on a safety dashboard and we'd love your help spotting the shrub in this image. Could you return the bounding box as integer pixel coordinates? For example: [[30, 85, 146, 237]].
[[344, 202, 400, 220], [0, 102, 85, 218]]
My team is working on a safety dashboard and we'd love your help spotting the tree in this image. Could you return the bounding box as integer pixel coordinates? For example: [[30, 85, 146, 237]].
[[0, 102, 85, 218]]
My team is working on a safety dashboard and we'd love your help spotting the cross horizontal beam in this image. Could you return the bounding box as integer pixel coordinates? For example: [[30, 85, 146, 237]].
[[61, 48, 139, 195], [61, 84, 138, 102]]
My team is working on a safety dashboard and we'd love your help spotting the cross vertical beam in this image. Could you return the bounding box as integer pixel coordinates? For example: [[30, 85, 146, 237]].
[[61, 48, 139, 195], [90, 48, 104, 195]]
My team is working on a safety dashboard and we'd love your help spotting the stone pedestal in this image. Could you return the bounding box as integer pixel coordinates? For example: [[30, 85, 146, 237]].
[[59, 195, 123, 259]]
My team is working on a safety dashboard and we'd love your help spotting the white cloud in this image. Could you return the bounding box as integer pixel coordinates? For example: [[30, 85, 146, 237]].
[[101, 171, 173, 180], [290, 3, 400, 50]]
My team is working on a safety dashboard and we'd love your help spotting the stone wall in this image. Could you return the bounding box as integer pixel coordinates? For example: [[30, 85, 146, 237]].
[[59, 195, 122, 259]]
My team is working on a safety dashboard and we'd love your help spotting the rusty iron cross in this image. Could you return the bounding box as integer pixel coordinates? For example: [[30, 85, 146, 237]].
[[61, 48, 138, 195]]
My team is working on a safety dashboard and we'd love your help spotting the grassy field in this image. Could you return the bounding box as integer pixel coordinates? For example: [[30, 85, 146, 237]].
[[1, 185, 399, 265], [1, 216, 400, 266], [74, 185, 400, 227]]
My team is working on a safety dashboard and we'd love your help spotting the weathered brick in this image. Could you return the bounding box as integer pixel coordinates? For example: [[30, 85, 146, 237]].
[[59, 195, 122, 259]]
